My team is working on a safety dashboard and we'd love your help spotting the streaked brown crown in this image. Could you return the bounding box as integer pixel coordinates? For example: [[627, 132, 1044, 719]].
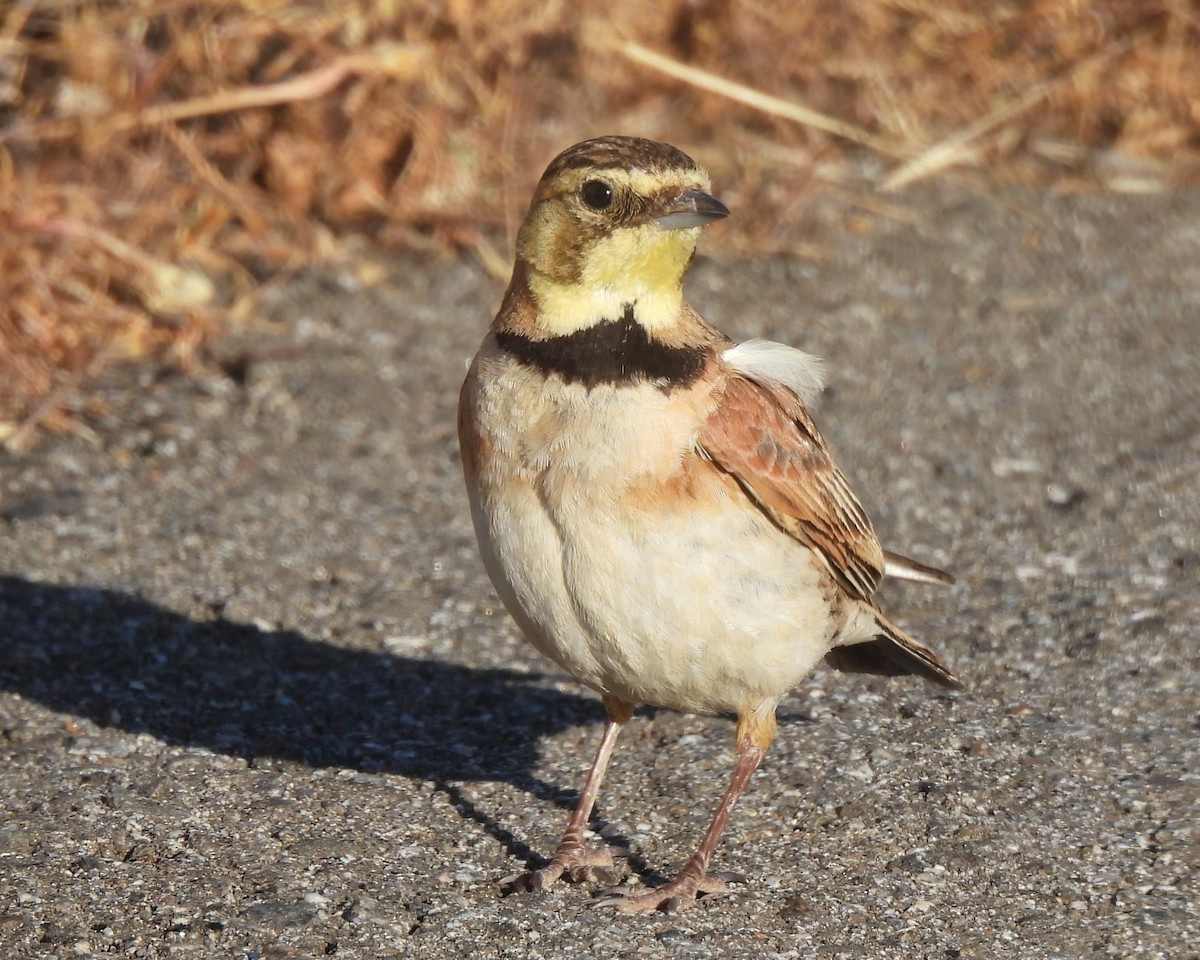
[[535, 137, 702, 192]]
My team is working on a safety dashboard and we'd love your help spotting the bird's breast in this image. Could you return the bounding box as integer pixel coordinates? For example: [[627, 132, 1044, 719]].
[[472, 339, 715, 492], [460, 343, 842, 714]]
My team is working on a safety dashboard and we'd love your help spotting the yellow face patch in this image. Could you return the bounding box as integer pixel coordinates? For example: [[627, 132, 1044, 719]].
[[514, 151, 716, 338], [528, 222, 699, 336]]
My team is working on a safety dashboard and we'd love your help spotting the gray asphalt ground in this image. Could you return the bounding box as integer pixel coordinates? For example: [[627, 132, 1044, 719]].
[[2, 182, 1197, 960]]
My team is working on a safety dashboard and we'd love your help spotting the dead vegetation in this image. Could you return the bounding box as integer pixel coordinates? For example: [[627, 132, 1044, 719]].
[[2, 0, 1197, 447]]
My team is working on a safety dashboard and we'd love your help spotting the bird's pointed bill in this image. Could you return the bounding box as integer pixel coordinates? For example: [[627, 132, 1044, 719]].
[[656, 189, 730, 230]]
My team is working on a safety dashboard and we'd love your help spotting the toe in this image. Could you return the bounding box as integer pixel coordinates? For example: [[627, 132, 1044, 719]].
[[500, 863, 563, 894], [593, 869, 740, 912], [594, 885, 693, 913], [501, 842, 624, 894]]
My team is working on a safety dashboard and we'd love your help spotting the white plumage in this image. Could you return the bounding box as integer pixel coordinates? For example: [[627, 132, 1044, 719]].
[[723, 338, 826, 405]]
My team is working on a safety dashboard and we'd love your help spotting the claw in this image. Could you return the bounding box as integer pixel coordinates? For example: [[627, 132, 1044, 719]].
[[597, 882, 631, 899], [592, 892, 638, 910]]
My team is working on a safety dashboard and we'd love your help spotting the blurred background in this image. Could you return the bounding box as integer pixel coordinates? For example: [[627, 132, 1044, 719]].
[[1, 0, 1196, 449]]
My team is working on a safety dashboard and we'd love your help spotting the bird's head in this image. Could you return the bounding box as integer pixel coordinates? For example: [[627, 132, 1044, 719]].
[[511, 136, 729, 336]]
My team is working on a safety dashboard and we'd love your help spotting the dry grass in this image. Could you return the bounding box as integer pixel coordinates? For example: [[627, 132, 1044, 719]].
[[2, 0, 1197, 447]]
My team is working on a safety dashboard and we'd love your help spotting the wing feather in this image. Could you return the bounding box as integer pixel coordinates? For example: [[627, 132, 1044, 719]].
[[698, 373, 884, 601], [883, 549, 955, 586], [722, 339, 825, 406]]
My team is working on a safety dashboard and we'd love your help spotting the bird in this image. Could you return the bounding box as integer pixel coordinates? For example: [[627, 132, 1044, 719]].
[[457, 135, 960, 913]]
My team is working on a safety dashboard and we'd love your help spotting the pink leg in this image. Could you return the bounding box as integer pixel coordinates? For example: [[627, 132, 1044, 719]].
[[503, 696, 634, 892], [598, 704, 777, 912]]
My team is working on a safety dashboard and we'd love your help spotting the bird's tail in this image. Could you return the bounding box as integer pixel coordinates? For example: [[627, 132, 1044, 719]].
[[825, 609, 962, 689]]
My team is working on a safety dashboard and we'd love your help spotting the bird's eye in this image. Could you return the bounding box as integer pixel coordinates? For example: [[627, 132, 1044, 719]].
[[580, 180, 614, 211]]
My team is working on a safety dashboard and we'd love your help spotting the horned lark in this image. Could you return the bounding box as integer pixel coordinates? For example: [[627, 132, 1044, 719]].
[[458, 136, 960, 913]]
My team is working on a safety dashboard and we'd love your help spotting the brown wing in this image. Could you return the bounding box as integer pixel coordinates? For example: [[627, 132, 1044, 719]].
[[698, 374, 884, 601]]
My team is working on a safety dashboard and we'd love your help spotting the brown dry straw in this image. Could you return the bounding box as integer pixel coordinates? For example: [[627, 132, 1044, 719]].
[[1, 0, 1196, 448]]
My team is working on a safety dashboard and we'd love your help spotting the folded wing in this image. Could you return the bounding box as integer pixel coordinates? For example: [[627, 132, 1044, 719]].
[[699, 353, 961, 689], [698, 372, 884, 602]]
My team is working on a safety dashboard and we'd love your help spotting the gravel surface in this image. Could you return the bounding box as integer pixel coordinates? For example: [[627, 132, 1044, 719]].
[[2, 183, 1197, 959]]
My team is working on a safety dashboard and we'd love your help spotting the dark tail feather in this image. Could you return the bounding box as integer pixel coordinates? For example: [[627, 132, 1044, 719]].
[[825, 611, 962, 689]]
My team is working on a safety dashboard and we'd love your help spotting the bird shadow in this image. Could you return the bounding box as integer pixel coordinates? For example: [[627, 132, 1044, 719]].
[[0, 574, 621, 874]]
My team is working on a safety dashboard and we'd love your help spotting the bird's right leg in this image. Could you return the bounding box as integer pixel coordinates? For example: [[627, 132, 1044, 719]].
[[503, 695, 634, 892]]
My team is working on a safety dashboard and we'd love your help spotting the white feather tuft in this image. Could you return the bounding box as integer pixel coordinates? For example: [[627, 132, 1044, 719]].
[[722, 338, 826, 405]]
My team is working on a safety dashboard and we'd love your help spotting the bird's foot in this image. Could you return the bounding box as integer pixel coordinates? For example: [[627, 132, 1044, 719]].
[[594, 864, 744, 913], [501, 839, 623, 893]]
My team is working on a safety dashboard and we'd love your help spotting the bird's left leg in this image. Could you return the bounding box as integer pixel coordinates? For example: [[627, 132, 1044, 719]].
[[598, 702, 777, 912]]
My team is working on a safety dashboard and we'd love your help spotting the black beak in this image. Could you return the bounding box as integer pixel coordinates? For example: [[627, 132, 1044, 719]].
[[656, 188, 730, 230]]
